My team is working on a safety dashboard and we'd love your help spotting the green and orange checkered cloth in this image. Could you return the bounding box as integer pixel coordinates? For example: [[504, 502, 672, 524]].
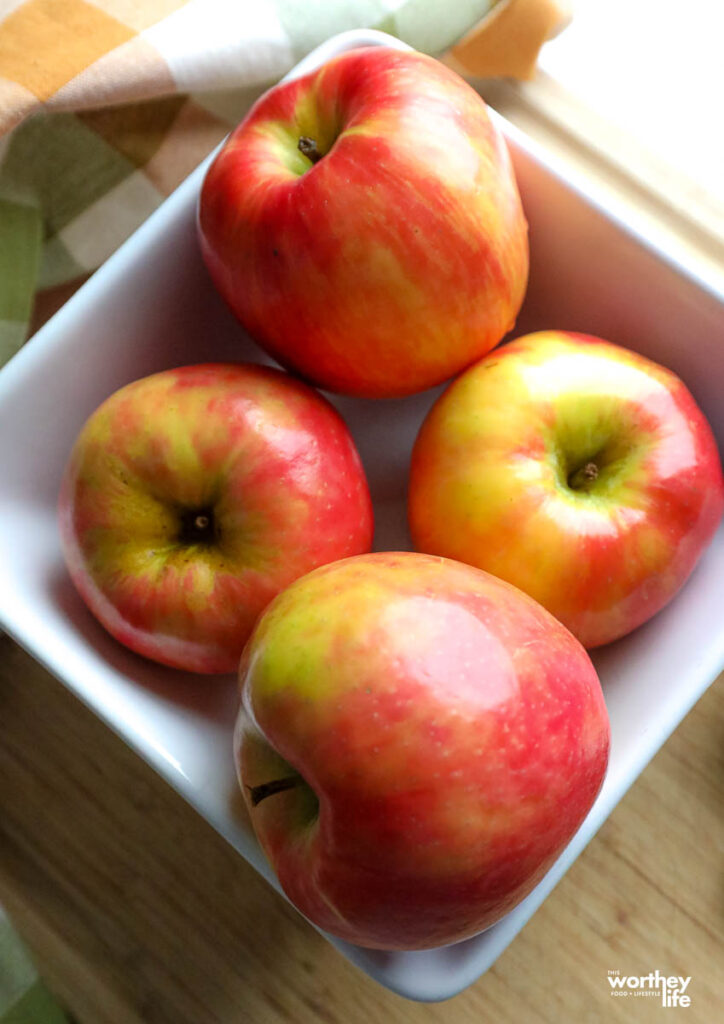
[[0, 0, 568, 367], [0, 2, 566, 1020]]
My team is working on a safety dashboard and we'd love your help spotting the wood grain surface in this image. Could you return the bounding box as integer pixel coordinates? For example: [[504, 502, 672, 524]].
[[0, 633, 721, 1024]]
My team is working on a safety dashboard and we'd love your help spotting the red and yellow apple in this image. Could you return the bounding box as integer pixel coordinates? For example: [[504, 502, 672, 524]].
[[409, 330, 724, 648], [59, 363, 373, 673], [235, 551, 610, 950], [198, 46, 528, 398]]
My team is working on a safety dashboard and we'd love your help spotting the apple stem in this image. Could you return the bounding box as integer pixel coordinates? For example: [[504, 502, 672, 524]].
[[568, 461, 600, 490], [298, 136, 323, 164], [247, 775, 304, 807], [179, 506, 216, 544]]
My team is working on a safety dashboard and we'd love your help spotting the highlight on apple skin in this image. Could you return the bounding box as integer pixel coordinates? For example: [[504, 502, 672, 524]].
[[235, 551, 610, 950], [58, 363, 373, 674], [198, 46, 528, 399], [409, 330, 724, 648]]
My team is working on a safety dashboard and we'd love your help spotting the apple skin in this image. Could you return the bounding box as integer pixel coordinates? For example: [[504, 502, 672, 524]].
[[198, 46, 528, 399], [58, 363, 373, 674], [235, 551, 610, 950], [409, 330, 724, 648]]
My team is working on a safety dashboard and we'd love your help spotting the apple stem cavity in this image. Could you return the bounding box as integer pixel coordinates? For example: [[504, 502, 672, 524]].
[[298, 136, 323, 165], [568, 461, 600, 491], [179, 506, 216, 545], [247, 775, 304, 807]]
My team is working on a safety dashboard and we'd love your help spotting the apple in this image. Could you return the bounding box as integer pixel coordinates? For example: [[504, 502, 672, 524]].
[[59, 363, 373, 673], [198, 46, 528, 399], [409, 330, 724, 648], [235, 551, 610, 950]]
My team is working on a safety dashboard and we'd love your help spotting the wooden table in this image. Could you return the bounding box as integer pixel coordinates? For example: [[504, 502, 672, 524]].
[[1, 633, 721, 1023]]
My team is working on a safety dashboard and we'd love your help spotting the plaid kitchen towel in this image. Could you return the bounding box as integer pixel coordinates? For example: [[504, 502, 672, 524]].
[[0, 0, 568, 366], [0, 914, 72, 1024]]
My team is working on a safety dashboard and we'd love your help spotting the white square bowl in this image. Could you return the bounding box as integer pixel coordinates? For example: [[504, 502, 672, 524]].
[[1, 30, 723, 1003]]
